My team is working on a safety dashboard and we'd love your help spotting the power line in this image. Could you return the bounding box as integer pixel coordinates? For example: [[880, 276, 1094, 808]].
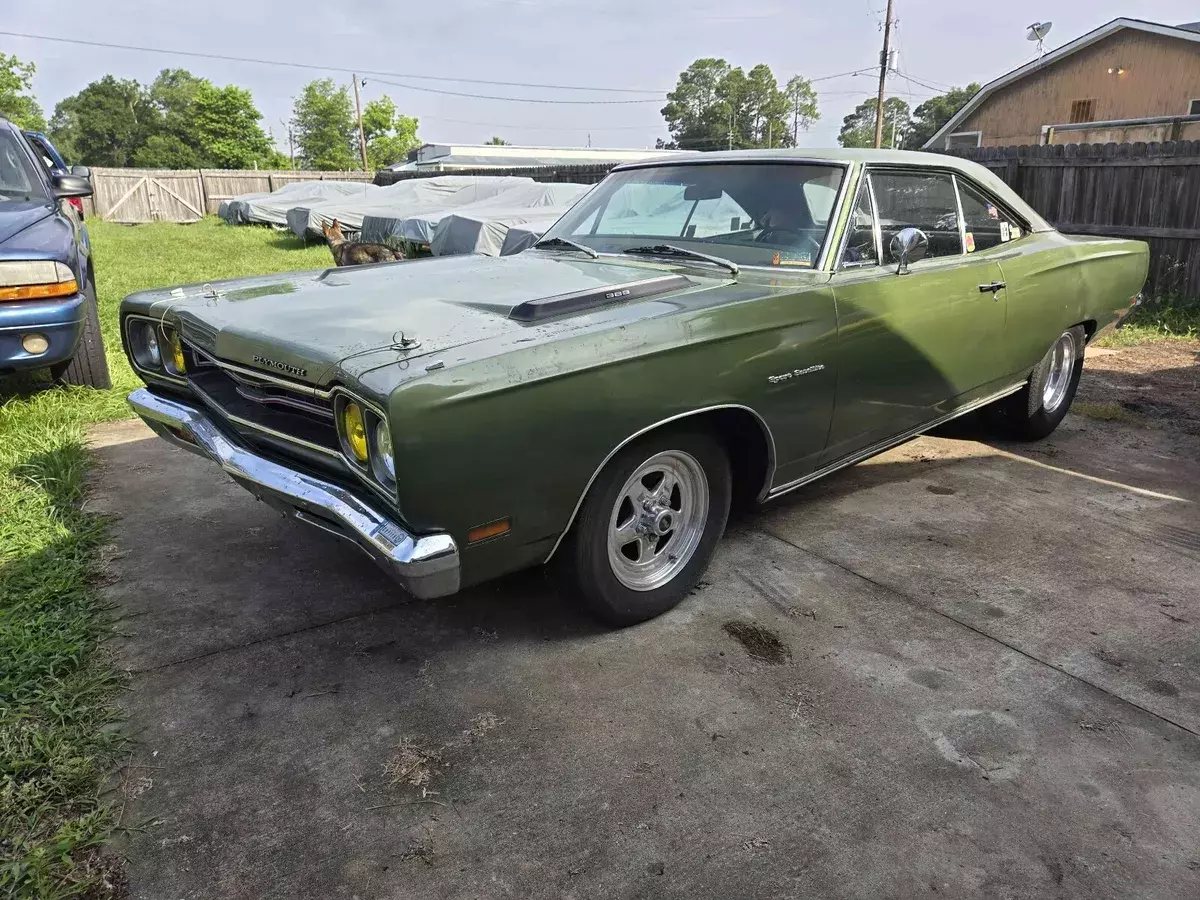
[[0, 29, 667, 95], [367, 77, 660, 105], [418, 114, 663, 132], [892, 70, 949, 94]]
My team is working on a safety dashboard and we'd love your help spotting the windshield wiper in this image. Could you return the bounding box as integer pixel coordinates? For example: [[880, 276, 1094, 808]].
[[621, 244, 739, 276], [533, 236, 599, 259]]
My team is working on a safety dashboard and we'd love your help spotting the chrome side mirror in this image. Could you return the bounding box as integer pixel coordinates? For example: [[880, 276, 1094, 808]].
[[890, 227, 929, 275]]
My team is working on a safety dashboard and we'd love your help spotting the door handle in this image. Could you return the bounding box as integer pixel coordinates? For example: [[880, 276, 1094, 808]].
[[978, 281, 1006, 294]]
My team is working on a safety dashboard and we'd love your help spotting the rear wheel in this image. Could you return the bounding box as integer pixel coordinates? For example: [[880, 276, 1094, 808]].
[[562, 430, 731, 626], [52, 276, 111, 389], [993, 325, 1085, 441]]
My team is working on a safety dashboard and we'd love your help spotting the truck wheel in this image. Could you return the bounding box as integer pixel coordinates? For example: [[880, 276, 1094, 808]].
[[562, 429, 731, 626], [52, 278, 111, 389], [994, 325, 1085, 441]]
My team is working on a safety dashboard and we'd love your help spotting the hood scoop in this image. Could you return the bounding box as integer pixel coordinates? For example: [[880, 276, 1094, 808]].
[[509, 274, 693, 322]]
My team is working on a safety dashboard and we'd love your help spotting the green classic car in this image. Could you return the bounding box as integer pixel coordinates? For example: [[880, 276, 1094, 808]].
[[122, 149, 1147, 625]]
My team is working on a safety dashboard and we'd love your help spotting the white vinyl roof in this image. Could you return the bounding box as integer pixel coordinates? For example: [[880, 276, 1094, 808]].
[[924, 18, 1200, 149]]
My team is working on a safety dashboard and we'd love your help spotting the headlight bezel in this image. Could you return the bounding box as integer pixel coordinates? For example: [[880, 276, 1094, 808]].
[[124, 314, 187, 383], [332, 388, 396, 493]]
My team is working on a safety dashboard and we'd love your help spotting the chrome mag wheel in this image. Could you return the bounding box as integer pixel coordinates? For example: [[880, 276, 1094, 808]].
[[1042, 329, 1078, 413], [606, 450, 710, 592]]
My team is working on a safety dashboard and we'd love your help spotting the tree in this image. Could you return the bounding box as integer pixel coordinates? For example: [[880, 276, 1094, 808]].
[[838, 97, 911, 149], [0, 53, 45, 131], [49, 76, 154, 166], [486, 136, 509, 145], [784, 75, 819, 144], [292, 79, 356, 170], [903, 83, 981, 149], [360, 95, 419, 168], [660, 58, 809, 151], [190, 84, 273, 168]]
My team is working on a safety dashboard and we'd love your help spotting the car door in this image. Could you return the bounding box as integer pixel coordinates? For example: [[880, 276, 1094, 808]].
[[823, 167, 1007, 461]]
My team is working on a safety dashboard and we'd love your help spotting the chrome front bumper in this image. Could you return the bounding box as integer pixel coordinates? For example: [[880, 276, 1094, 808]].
[[127, 388, 460, 599]]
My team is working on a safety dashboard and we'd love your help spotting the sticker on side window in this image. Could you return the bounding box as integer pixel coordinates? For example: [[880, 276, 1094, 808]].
[[965, 232, 976, 253], [1000, 221, 1012, 242]]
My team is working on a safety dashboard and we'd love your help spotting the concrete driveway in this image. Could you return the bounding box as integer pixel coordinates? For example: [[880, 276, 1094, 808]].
[[90, 354, 1200, 900]]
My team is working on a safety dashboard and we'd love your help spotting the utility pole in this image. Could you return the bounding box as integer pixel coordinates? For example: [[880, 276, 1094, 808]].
[[280, 118, 295, 170], [873, 0, 896, 149], [352, 74, 368, 171]]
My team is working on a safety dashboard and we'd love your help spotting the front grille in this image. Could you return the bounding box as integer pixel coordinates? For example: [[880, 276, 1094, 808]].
[[182, 343, 340, 459]]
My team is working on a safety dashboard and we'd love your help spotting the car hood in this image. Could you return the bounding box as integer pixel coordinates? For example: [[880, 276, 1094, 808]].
[[128, 253, 727, 386], [0, 201, 54, 248]]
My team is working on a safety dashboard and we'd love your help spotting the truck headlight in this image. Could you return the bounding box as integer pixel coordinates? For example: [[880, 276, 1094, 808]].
[[0, 260, 78, 301], [372, 423, 395, 484]]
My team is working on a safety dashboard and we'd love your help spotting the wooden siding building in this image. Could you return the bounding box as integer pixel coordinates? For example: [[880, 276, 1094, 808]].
[[925, 19, 1200, 149]]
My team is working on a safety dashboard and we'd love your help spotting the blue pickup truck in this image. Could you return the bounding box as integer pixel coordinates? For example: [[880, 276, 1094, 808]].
[[0, 116, 110, 387]]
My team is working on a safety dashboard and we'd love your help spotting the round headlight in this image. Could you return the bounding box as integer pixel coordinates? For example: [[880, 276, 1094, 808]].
[[167, 329, 186, 374], [142, 322, 161, 367], [372, 423, 395, 483], [342, 402, 369, 463]]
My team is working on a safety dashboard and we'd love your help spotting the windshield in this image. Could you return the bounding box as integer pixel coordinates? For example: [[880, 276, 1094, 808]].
[[540, 162, 844, 269], [0, 129, 46, 202]]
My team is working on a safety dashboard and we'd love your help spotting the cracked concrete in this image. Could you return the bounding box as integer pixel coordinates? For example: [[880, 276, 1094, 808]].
[[88, 403, 1200, 900]]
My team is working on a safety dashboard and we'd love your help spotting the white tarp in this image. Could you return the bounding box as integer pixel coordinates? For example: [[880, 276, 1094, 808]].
[[355, 177, 540, 244], [427, 183, 591, 256], [219, 181, 374, 227], [288, 176, 534, 239]]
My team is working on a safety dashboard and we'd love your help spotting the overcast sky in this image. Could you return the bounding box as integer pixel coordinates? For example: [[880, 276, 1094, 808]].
[[4, 0, 1198, 152]]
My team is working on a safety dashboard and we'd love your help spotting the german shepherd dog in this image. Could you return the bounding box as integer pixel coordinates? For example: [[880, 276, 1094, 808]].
[[321, 219, 405, 266]]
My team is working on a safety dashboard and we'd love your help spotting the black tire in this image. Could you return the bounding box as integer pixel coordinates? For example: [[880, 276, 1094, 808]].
[[993, 325, 1085, 441], [53, 277, 111, 389], [562, 429, 731, 627]]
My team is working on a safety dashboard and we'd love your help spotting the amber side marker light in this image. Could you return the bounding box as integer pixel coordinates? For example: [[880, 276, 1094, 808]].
[[467, 519, 511, 544]]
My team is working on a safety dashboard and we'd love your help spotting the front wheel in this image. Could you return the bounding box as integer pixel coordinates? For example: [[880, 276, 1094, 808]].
[[562, 430, 731, 626], [993, 325, 1085, 441], [52, 277, 111, 389]]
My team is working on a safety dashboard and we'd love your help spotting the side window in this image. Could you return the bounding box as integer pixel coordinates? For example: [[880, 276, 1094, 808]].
[[840, 181, 878, 268], [871, 171, 963, 262], [957, 179, 1021, 252]]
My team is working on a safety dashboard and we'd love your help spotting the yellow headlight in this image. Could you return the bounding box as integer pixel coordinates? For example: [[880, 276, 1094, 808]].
[[169, 331, 186, 373], [343, 402, 369, 462]]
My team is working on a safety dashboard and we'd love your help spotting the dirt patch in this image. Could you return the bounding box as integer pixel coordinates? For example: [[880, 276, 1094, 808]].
[[1080, 340, 1200, 432], [723, 621, 791, 664]]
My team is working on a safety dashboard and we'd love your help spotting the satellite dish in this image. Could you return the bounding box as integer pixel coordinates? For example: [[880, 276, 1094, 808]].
[[1026, 21, 1053, 41], [1026, 21, 1052, 58]]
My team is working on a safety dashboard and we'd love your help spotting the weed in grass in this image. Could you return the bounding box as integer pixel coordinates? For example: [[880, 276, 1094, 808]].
[[0, 217, 332, 899], [1095, 293, 1200, 348], [1073, 400, 1133, 422]]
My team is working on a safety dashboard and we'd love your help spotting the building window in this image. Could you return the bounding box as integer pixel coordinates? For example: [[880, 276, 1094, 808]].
[[1190, 99, 1200, 116], [946, 131, 982, 150], [1069, 99, 1096, 124]]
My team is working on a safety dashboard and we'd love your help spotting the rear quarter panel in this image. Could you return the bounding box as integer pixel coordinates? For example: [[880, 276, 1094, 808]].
[[994, 231, 1148, 378]]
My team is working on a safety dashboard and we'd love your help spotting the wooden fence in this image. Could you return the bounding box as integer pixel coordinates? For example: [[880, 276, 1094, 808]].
[[84, 168, 375, 222], [939, 140, 1200, 298]]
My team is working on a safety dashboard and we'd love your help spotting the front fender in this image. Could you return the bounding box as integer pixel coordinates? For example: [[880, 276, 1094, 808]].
[[381, 284, 838, 587]]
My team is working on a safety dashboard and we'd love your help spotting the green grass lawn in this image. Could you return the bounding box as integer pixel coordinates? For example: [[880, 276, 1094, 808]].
[[0, 219, 329, 899]]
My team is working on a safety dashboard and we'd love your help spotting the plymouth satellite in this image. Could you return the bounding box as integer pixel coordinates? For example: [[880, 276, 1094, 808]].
[[121, 149, 1147, 625]]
